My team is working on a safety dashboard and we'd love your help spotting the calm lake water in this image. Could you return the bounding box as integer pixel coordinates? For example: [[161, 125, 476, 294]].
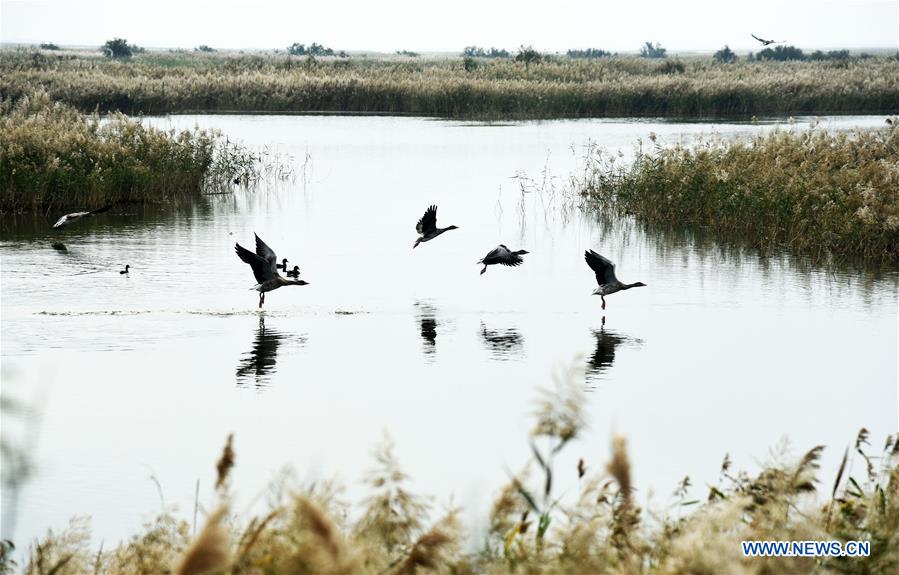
[[1, 114, 896, 549]]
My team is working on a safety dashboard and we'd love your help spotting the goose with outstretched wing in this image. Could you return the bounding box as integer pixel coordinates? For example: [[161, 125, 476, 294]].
[[477, 245, 529, 275], [584, 249, 646, 310], [235, 234, 308, 308], [413, 205, 458, 248], [53, 204, 114, 229], [751, 33, 781, 46]]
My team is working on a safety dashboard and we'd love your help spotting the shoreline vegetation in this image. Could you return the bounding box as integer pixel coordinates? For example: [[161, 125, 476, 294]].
[[5, 372, 897, 575], [1, 49, 898, 119], [0, 91, 261, 213], [580, 125, 899, 262]]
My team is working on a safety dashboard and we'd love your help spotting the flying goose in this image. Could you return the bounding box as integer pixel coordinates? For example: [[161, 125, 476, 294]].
[[751, 33, 782, 46], [477, 245, 529, 275], [235, 234, 309, 308], [584, 249, 646, 310], [413, 205, 458, 248], [52, 204, 113, 229]]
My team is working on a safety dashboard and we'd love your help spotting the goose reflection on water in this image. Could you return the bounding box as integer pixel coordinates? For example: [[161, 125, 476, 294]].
[[414, 302, 439, 359], [235, 316, 302, 387], [586, 319, 642, 388], [479, 321, 525, 361]]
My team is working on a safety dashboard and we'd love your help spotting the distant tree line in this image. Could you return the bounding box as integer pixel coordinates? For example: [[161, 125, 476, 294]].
[[750, 45, 864, 62], [40, 42, 60, 50], [714, 45, 737, 63], [195, 45, 216, 53], [462, 46, 510, 58], [639, 42, 667, 58], [287, 42, 345, 57], [102, 38, 145, 58], [567, 48, 612, 59], [395, 50, 419, 57]]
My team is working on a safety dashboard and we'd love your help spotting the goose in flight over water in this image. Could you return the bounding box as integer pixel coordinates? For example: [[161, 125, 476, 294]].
[[53, 204, 113, 229], [477, 245, 529, 275], [413, 205, 458, 248], [235, 234, 309, 308], [751, 33, 782, 46], [584, 249, 646, 310]]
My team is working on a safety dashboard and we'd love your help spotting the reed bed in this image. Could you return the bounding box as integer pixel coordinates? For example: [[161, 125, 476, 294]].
[[1, 50, 897, 118], [580, 125, 899, 261], [8, 369, 897, 575], [0, 90, 259, 213]]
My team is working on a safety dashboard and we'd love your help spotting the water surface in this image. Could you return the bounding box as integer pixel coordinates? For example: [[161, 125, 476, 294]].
[[2, 114, 896, 548]]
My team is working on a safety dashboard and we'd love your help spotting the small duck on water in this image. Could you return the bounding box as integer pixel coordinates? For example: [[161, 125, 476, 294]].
[[120, 265, 130, 275], [286, 265, 301, 278]]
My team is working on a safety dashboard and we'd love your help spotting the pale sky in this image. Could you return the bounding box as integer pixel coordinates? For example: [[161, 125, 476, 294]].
[[1, 0, 896, 53]]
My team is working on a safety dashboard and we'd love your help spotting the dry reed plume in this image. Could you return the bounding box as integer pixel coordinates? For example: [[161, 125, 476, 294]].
[[581, 125, 899, 261], [1, 49, 897, 119], [0, 90, 260, 213], [11, 371, 898, 575]]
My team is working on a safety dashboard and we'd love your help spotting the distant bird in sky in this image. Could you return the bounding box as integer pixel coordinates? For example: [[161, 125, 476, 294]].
[[413, 205, 458, 248], [52, 204, 113, 229], [235, 234, 309, 308], [751, 33, 782, 46], [477, 245, 529, 275], [119, 265, 130, 275], [584, 249, 646, 310]]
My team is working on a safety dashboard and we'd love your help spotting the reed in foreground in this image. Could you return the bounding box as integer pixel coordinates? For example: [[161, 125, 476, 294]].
[[10, 368, 898, 575], [0, 91, 259, 213], [580, 125, 899, 261]]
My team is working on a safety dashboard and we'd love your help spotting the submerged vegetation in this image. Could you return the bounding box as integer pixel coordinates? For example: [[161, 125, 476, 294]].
[[580, 124, 899, 261], [9, 369, 898, 574], [0, 91, 260, 212], [1, 49, 897, 118]]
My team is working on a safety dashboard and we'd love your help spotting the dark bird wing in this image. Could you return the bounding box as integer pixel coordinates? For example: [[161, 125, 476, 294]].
[[585, 249, 618, 285], [236, 242, 276, 283], [254, 234, 279, 277], [482, 245, 523, 267], [751, 33, 769, 44], [416, 205, 438, 235], [481, 246, 504, 264], [89, 204, 114, 215]]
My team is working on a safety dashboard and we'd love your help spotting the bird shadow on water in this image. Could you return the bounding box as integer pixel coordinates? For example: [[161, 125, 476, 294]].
[[479, 321, 525, 361], [235, 315, 305, 389], [585, 318, 642, 390]]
